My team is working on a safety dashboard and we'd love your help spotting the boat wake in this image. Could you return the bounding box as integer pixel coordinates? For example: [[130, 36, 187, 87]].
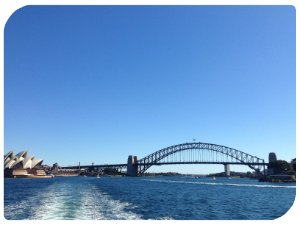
[[76, 184, 141, 220], [142, 179, 296, 189], [9, 180, 141, 220]]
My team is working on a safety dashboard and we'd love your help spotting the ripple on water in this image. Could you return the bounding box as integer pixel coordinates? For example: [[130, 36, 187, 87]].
[[31, 179, 141, 220], [4, 176, 295, 220]]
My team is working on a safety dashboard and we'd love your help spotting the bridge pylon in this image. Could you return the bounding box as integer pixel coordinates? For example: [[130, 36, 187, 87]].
[[127, 155, 138, 177], [224, 164, 230, 177]]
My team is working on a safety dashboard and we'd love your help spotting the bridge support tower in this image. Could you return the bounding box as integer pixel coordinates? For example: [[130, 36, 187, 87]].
[[127, 155, 138, 177], [224, 164, 230, 177]]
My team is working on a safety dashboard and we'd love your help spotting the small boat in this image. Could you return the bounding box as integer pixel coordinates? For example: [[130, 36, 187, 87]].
[[212, 176, 216, 180], [97, 174, 100, 178]]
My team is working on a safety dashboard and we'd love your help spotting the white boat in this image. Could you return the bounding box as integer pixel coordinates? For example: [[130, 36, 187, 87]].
[[97, 174, 100, 178], [212, 176, 216, 180]]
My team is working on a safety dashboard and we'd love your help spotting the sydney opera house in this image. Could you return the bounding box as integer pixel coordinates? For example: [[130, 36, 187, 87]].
[[4, 151, 46, 178]]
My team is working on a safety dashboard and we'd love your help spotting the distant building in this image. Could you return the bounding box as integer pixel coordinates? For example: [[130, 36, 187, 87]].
[[4, 151, 46, 178], [291, 158, 296, 171], [269, 152, 277, 163]]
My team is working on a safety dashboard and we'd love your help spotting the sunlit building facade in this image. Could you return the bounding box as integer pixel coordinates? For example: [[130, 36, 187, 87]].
[[4, 151, 46, 177]]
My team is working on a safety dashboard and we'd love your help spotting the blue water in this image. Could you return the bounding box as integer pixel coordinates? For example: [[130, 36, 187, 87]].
[[4, 176, 295, 220]]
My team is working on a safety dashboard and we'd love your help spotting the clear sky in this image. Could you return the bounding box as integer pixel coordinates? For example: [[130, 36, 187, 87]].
[[4, 6, 295, 174]]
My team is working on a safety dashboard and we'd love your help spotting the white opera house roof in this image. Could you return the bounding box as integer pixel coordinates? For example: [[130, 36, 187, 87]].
[[4, 151, 43, 170]]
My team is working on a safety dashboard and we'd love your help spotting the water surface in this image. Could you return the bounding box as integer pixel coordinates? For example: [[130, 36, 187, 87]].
[[4, 176, 295, 220]]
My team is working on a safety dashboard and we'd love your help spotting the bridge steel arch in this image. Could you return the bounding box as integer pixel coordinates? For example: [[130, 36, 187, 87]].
[[137, 142, 266, 176]]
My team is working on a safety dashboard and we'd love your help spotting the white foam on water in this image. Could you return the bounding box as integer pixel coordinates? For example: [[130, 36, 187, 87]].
[[142, 179, 296, 189], [4, 182, 68, 220], [75, 185, 105, 220], [76, 184, 141, 220], [30, 182, 77, 220], [5, 199, 32, 219], [157, 216, 174, 220], [26, 180, 141, 220]]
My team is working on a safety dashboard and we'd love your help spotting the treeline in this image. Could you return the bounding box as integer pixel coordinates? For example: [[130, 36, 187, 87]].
[[268, 159, 296, 175]]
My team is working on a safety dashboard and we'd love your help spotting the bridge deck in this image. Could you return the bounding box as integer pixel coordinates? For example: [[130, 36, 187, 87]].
[[139, 162, 268, 166], [61, 164, 127, 169], [61, 161, 268, 170]]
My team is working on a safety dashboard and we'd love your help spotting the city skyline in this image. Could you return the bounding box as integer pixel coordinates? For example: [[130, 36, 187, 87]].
[[4, 6, 295, 174]]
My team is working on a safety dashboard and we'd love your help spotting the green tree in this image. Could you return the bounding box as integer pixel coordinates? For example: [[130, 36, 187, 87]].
[[268, 160, 292, 174]]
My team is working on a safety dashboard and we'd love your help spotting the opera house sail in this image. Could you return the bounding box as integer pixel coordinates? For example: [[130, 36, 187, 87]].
[[4, 151, 46, 178]]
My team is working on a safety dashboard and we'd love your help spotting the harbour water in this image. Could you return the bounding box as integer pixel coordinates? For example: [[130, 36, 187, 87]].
[[4, 176, 295, 220]]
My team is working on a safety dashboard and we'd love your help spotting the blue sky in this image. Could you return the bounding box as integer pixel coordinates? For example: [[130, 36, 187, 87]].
[[4, 6, 295, 174]]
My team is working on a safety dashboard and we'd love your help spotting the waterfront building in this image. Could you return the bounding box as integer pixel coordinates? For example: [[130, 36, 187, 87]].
[[4, 151, 46, 178]]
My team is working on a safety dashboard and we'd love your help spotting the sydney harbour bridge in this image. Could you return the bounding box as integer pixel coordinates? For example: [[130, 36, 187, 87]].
[[61, 142, 269, 176]]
